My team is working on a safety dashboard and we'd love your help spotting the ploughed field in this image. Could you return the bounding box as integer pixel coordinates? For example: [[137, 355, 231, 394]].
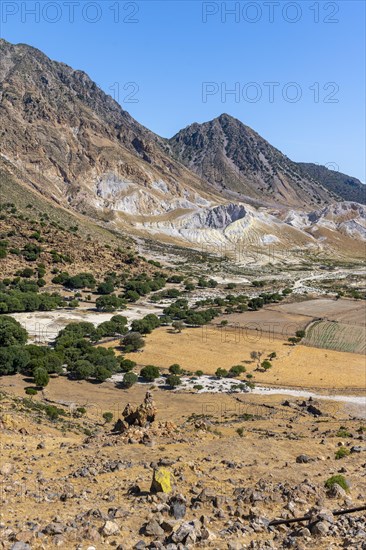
[[210, 299, 365, 353], [304, 320, 366, 355], [270, 298, 365, 321]]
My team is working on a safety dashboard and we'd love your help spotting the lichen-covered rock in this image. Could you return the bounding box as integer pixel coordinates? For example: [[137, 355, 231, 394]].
[[150, 467, 172, 494]]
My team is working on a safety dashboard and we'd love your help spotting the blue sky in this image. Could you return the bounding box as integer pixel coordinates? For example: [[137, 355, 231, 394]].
[[1, 1, 365, 180]]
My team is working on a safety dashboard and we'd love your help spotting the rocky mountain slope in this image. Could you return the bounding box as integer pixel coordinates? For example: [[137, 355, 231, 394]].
[[168, 114, 343, 207], [0, 39, 364, 259], [0, 39, 213, 220], [298, 163, 365, 205]]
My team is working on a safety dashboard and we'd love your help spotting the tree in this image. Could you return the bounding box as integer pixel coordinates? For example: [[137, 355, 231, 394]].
[[110, 315, 128, 334], [215, 368, 228, 379], [261, 360, 272, 371], [185, 312, 205, 326], [123, 371, 138, 388], [33, 367, 49, 388], [97, 315, 128, 339], [169, 363, 182, 374], [167, 275, 184, 283], [166, 374, 181, 388], [131, 314, 160, 335], [295, 330, 306, 339], [288, 337, 301, 346], [0, 316, 28, 347], [96, 295, 125, 312], [0, 346, 30, 375], [103, 412, 113, 423], [97, 281, 115, 295], [87, 347, 118, 372], [121, 332, 145, 352], [228, 365, 246, 377], [185, 282, 195, 291], [94, 365, 112, 382], [172, 320, 184, 333], [119, 357, 137, 372], [124, 290, 140, 302], [72, 360, 95, 380], [140, 365, 160, 381], [250, 351, 263, 368], [65, 272, 96, 290]]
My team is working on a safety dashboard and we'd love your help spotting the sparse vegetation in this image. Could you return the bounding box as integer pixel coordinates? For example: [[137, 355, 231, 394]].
[[335, 446, 350, 459], [325, 475, 349, 492]]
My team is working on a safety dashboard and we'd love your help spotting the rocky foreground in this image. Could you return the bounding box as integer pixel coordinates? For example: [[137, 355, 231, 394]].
[[0, 390, 365, 550]]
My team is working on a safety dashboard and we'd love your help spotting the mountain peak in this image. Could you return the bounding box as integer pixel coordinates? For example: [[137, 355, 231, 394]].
[[169, 116, 334, 207]]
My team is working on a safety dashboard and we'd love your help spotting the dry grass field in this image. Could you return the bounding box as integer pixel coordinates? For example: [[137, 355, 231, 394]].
[[119, 326, 366, 391]]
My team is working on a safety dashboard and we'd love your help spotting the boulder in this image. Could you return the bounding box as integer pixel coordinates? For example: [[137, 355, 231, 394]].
[[123, 392, 157, 427], [144, 519, 165, 537], [327, 483, 347, 499], [0, 462, 14, 476], [169, 495, 186, 519], [101, 520, 120, 536], [296, 455, 310, 464], [150, 467, 172, 494]]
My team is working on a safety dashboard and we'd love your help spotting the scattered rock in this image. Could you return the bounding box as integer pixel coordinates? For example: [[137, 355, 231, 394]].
[[101, 520, 120, 536], [143, 519, 165, 537], [0, 463, 14, 475], [327, 483, 347, 499], [169, 495, 186, 519], [296, 455, 311, 464]]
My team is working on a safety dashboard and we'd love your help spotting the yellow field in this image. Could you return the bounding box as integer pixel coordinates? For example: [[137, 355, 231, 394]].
[[121, 326, 366, 391]]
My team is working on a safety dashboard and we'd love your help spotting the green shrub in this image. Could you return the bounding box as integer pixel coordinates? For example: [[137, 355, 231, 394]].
[[103, 412, 113, 423], [325, 475, 349, 492], [25, 387, 37, 395], [195, 370, 204, 376], [236, 427, 244, 437], [335, 446, 350, 459], [193, 384, 204, 390], [336, 427, 352, 438], [45, 405, 63, 420]]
